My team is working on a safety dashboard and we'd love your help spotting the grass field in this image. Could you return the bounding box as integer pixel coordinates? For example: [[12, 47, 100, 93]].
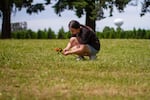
[[0, 39, 150, 100]]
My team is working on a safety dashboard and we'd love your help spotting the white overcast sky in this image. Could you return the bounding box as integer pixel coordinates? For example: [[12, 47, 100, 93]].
[[0, 0, 150, 33]]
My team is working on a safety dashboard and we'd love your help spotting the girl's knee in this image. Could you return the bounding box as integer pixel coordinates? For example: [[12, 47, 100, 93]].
[[70, 37, 79, 46], [70, 37, 77, 42]]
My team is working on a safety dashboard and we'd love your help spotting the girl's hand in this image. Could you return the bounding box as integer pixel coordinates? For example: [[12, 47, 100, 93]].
[[63, 51, 69, 56], [63, 48, 68, 53], [62, 48, 68, 55], [63, 50, 72, 56]]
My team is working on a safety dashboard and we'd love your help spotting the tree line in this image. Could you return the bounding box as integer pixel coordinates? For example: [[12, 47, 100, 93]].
[[97, 27, 150, 39], [10, 27, 71, 39], [1, 27, 149, 39]]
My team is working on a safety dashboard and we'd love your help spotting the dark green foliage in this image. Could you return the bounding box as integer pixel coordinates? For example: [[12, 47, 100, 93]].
[[146, 30, 150, 39], [26, 29, 37, 39], [115, 0, 131, 12], [53, 0, 131, 31], [57, 27, 66, 39], [11, 27, 57, 39], [47, 28, 56, 39], [140, 0, 150, 16], [97, 26, 150, 39], [37, 29, 48, 39], [12, 29, 37, 39], [13, 31, 26, 39], [65, 31, 71, 39], [10, 27, 150, 39], [102, 26, 115, 38]]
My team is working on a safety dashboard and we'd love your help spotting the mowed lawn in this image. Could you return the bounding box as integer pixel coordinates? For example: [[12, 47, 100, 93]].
[[0, 39, 150, 100]]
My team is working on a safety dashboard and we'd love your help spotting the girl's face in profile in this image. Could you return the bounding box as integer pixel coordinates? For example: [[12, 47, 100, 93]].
[[69, 27, 80, 35]]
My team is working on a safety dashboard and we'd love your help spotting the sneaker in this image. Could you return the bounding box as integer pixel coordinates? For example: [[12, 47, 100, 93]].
[[89, 55, 97, 60], [76, 56, 85, 61]]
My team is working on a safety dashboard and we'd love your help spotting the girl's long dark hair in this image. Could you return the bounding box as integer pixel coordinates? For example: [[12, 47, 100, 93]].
[[68, 20, 87, 29], [68, 20, 94, 31], [68, 20, 80, 29]]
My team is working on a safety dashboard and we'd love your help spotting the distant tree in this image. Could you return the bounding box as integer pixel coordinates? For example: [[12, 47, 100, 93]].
[[57, 27, 65, 39], [133, 27, 137, 38], [142, 29, 146, 38], [37, 29, 47, 39], [137, 28, 142, 39], [26, 29, 37, 39], [146, 30, 150, 39], [65, 31, 71, 39], [0, 0, 51, 39], [96, 31, 103, 39], [103, 26, 115, 38], [47, 28, 56, 39]]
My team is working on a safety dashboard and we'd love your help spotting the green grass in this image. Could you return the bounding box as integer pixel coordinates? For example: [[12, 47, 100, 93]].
[[0, 39, 150, 100]]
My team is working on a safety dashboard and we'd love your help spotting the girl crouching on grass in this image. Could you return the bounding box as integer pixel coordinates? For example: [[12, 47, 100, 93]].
[[62, 20, 100, 60]]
